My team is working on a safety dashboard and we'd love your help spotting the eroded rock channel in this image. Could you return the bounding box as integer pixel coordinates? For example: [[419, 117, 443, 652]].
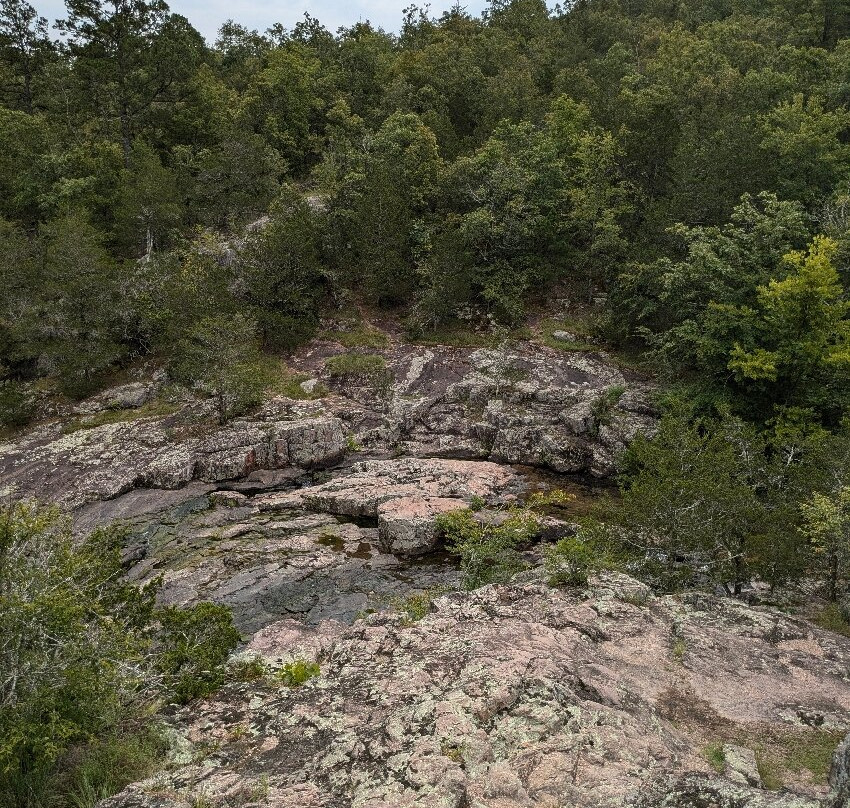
[[3, 339, 850, 807]]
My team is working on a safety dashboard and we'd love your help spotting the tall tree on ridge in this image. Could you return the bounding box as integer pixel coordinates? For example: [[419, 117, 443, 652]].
[[58, 0, 203, 164], [0, 0, 53, 112]]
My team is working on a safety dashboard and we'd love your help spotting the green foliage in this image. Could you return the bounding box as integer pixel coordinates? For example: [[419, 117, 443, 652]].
[[0, 0, 849, 429], [324, 352, 391, 392], [0, 501, 241, 807], [156, 602, 241, 704], [703, 742, 726, 773], [276, 659, 320, 687], [392, 587, 448, 622], [171, 313, 276, 424], [237, 185, 325, 351], [0, 379, 33, 431], [799, 486, 850, 600], [64, 727, 168, 808], [0, 506, 157, 783], [546, 534, 608, 588], [590, 385, 626, 433], [608, 411, 806, 593], [226, 655, 268, 682], [438, 506, 539, 589], [319, 321, 390, 348], [813, 603, 850, 637]]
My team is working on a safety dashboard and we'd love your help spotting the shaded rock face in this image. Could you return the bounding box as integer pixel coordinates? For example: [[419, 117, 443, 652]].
[[0, 410, 346, 509], [319, 344, 657, 478], [99, 577, 850, 808], [0, 340, 651, 513]]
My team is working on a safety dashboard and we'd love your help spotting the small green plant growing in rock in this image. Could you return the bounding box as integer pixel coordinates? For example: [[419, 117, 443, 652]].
[[672, 637, 687, 664], [277, 659, 320, 687], [704, 742, 726, 773], [392, 587, 448, 623], [441, 741, 465, 764], [438, 507, 539, 590], [227, 723, 250, 742], [250, 775, 270, 801], [590, 384, 626, 434], [189, 792, 215, 808], [227, 655, 268, 682], [345, 433, 363, 453], [468, 495, 486, 511]]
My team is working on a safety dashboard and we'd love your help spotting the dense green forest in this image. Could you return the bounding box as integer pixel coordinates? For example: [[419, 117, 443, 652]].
[[2, 0, 850, 426], [4, 0, 850, 804]]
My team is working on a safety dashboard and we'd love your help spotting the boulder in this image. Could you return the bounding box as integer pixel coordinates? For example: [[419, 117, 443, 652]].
[[723, 743, 761, 787], [377, 495, 467, 556]]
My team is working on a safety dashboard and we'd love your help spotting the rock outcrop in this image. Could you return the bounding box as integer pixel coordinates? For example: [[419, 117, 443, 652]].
[[0, 410, 346, 509], [99, 576, 850, 808], [0, 338, 653, 512], [257, 458, 525, 556]]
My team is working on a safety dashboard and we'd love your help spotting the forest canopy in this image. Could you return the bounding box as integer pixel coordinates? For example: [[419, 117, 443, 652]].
[[1, 0, 849, 433]]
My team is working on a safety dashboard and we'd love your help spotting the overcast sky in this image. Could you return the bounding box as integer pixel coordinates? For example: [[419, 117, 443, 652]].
[[36, 0, 489, 43]]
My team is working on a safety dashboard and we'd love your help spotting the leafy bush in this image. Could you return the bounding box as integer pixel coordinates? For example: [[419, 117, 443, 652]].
[[156, 603, 242, 703], [546, 535, 603, 587], [277, 659, 320, 687], [170, 313, 277, 424], [0, 501, 242, 807], [438, 507, 539, 589]]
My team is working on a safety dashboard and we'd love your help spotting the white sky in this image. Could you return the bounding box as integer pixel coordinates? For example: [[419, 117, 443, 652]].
[[36, 0, 489, 43]]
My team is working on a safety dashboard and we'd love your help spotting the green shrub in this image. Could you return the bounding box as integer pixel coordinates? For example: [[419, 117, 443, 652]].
[[0, 502, 241, 807], [170, 313, 276, 424], [277, 659, 320, 687], [814, 603, 850, 636], [0, 380, 34, 431], [590, 384, 626, 433], [392, 587, 449, 622], [438, 507, 539, 589], [65, 727, 168, 808], [156, 603, 241, 703], [545, 535, 600, 587]]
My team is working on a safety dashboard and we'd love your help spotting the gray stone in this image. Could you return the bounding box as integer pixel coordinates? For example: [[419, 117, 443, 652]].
[[376, 495, 467, 556], [723, 743, 761, 787]]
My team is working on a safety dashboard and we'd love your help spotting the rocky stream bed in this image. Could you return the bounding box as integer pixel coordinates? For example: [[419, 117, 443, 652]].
[[2, 338, 850, 807]]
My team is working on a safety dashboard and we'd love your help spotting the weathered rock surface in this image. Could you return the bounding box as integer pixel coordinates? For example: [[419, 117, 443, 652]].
[[99, 577, 850, 808], [115, 486, 463, 633], [256, 457, 524, 556], [306, 343, 658, 478], [829, 732, 850, 807], [0, 409, 346, 509], [376, 496, 467, 555], [0, 337, 653, 513]]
